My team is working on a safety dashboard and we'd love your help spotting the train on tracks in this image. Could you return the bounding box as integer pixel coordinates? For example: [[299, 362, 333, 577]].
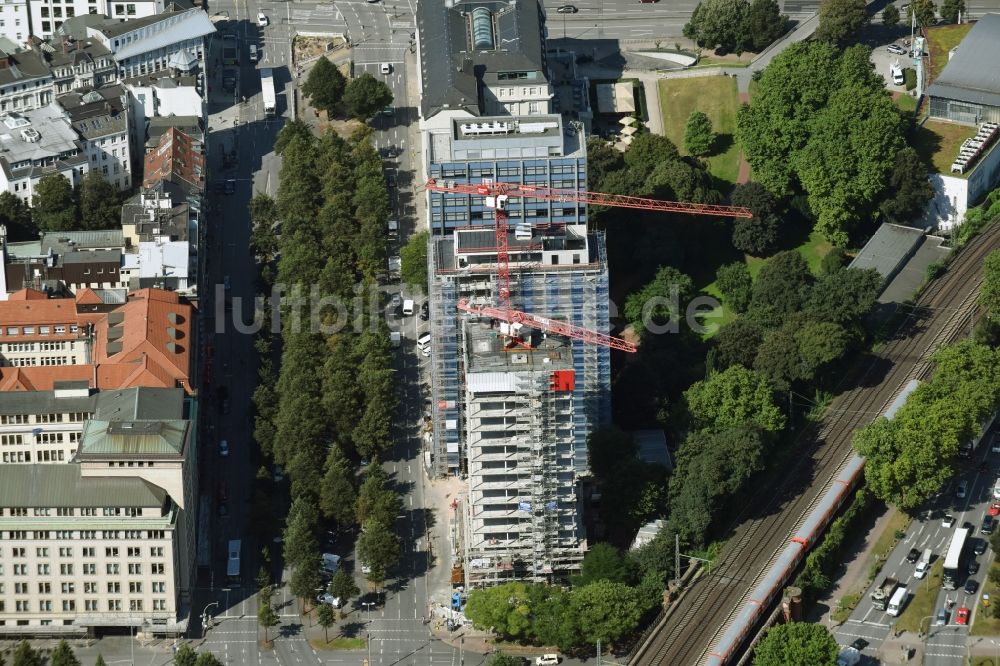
[[704, 379, 922, 666]]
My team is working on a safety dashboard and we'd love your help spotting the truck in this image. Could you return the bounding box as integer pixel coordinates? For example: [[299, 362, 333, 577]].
[[222, 35, 239, 66], [260, 67, 276, 118], [836, 646, 861, 666], [870, 576, 898, 611]]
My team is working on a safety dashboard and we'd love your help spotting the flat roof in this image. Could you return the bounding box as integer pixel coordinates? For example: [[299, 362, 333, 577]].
[[926, 13, 1000, 108], [464, 318, 573, 373], [847, 223, 925, 280]]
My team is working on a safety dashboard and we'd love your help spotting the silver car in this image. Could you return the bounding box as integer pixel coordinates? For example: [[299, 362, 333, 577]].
[[887, 43, 906, 55]]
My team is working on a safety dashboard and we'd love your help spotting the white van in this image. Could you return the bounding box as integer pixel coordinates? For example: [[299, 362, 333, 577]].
[[417, 332, 431, 357], [993, 478, 1000, 499], [886, 586, 908, 616], [402, 299, 415, 316], [914, 549, 932, 579]]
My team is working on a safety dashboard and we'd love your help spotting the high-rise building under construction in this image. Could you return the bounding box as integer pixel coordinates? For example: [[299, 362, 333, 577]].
[[416, 0, 605, 584]]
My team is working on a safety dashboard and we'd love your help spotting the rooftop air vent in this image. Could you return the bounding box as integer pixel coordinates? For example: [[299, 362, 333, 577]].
[[20, 128, 40, 142]]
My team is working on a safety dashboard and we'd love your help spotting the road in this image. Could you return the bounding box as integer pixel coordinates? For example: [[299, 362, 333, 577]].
[[833, 431, 1000, 665]]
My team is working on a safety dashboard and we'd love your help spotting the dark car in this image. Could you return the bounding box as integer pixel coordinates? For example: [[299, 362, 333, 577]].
[[557, 4, 578, 11], [906, 547, 920, 563], [966, 578, 979, 594], [983, 515, 996, 535], [969, 559, 980, 576], [420, 301, 429, 321], [224, 179, 236, 195], [975, 539, 988, 556], [851, 638, 869, 652]]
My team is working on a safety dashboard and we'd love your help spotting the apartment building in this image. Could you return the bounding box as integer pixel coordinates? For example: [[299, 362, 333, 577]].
[[121, 184, 198, 293], [2, 229, 128, 296], [45, 36, 118, 95], [0, 287, 194, 395], [0, 48, 52, 112], [28, 0, 165, 42], [0, 382, 183, 463], [0, 0, 29, 49], [461, 320, 586, 586], [87, 7, 214, 80], [57, 84, 132, 190], [416, 0, 609, 586], [0, 104, 89, 202], [0, 411, 196, 636]]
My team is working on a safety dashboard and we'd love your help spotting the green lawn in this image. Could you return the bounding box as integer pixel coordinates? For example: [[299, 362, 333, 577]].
[[925, 24, 973, 84], [658, 76, 742, 187], [913, 120, 978, 177], [698, 281, 737, 339], [971, 564, 1000, 635], [894, 94, 917, 114]]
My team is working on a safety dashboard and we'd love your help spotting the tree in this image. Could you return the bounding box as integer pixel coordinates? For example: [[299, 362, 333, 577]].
[[328, 567, 361, 612], [570, 580, 646, 646], [320, 444, 358, 527], [940, 0, 963, 22], [11, 641, 40, 666], [879, 148, 935, 224], [745, 0, 787, 51], [753, 324, 804, 390], [290, 551, 324, 602], [684, 364, 785, 433], [302, 57, 347, 112], [623, 265, 695, 332], [794, 320, 850, 378], [714, 319, 765, 369], [317, 602, 337, 641], [400, 230, 429, 292], [32, 173, 77, 232], [753, 622, 838, 666], [274, 120, 313, 155], [820, 247, 847, 275], [684, 0, 751, 54], [684, 111, 716, 156], [95, 657, 107, 666], [195, 654, 225, 666], [173, 645, 198, 666], [465, 583, 536, 639], [486, 654, 526, 666], [79, 170, 121, 230], [716, 262, 753, 313], [805, 268, 881, 324], [249, 193, 280, 261], [980, 250, 1000, 319], [574, 543, 638, 586], [343, 73, 394, 120], [732, 215, 779, 256], [358, 519, 402, 582], [748, 250, 814, 327], [907, 0, 937, 26], [882, 2, 900, 25], [0, 191, 35, 241], [815, 0, 868, 45], [50, 641, 81, 666], [731, 181, 779, 218], [258, 602, 280, 642]]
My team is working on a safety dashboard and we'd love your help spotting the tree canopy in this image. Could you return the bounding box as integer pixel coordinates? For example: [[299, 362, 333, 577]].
[[343, 73, 394, 119], [753, 622, 839, 666], [815, 0, 868, 45], [684, 0, 787, 53], [907, 0, 937, 26], [32, 173, 77, 232], [980, 250, 1000, 319], [401, 230, 429, 292], [882, 2, 900, 24], [302, 57, 347, 112], [684, 111, 716, 156], [685, 364, 785, 433], [737, 42, 907, 244], [79, 170, 122, 230]]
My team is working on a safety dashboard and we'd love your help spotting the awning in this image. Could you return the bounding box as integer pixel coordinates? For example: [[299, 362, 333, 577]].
[[619, 116, 636, 126], [621, 125, 639, 136]]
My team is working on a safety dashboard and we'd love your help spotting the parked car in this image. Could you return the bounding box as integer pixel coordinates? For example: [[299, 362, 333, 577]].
[[274, 465, 284, 482], [992, 432, 1000, 453], [317, 593, 342, 607], [957, 479, 968, 499], [966, 578, 979, 594], [935, 608, 947, 626], [380, 62, 392, 74], [956, 606, 970, 625], [969, 559, 980, 575], [536, 656, 560, 666], [887, 43, 906, 55], [906, 547, 920, 563], [990, 502, 1000, 517], [219, 440, 230, 457], [390, 293, 402, 310], [257, 11, 269, 26], [225, 179, 235, 195]]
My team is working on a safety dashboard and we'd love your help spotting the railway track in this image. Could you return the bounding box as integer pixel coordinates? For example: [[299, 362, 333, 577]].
[[632, 222, 1000, 666]]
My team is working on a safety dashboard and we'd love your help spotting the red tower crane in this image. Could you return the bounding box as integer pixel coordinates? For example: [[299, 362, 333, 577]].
[[425, 178, 753, 353]]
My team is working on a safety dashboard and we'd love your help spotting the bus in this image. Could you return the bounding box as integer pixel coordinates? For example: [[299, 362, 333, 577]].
[[943, 527, 969, 590], [260, 68, 276, 118], [226, 539, 241, 584]]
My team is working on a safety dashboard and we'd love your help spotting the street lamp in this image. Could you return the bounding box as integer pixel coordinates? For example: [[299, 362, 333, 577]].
[[201, 601, 220, 638]]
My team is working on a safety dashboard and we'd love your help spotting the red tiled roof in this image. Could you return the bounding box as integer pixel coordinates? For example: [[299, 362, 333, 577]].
[[74, 288, 104, 305], [8, 288, 49, 301]]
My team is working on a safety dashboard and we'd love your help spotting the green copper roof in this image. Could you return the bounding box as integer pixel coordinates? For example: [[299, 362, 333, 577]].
[[78, 419, 188, 458]]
